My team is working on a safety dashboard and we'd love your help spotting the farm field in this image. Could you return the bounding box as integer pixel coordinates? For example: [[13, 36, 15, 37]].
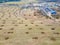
[[0, 6, 60, 45]]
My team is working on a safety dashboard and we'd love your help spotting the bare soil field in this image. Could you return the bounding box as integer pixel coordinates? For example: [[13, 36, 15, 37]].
[[0, 6, 60, 45]]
